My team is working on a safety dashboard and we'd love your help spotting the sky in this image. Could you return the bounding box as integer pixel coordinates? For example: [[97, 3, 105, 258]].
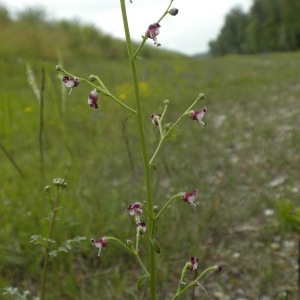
[[0, 0, 253, 55]]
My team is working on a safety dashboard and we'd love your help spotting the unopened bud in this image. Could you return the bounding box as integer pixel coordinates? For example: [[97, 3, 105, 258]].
[[216, 265, 222, 273], [44, 185, 51, 193], [153, 205, 159, 212], [199, 93, 205, 100], [168, 8, 179, 16], [88, 75, 96, 82], [164, 123, 171, 130], [164, 99, 169, 105], [55, 65, 62, 71]]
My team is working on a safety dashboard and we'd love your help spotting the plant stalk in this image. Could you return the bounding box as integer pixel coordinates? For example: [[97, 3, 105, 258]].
[[40, 188, 59, 300], [120, 1, 156, 298]]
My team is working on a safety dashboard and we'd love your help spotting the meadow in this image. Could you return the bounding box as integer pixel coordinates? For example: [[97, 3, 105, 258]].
[[1, 8, 300, 299]]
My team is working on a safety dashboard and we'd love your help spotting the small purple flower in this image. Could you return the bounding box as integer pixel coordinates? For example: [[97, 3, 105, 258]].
[[146, 23, 161, 47], [150, 113, 161, 127], [190, 256, 199, 272], [62, 76, 80, 94], [137, 222, 147, 235], [88, 89, 99, 109], [91, 237, 108, 257], [190, 107, 207, 127], [127, 202, 143, 224], [181, 189, 199, 209]]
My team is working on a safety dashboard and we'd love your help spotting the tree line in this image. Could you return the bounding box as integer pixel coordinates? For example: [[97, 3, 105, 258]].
[[209, 0, 300, 55]]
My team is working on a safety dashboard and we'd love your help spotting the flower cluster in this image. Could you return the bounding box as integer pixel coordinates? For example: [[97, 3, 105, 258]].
[[127, 202, 147, 235], [62, 76, 99, 109]]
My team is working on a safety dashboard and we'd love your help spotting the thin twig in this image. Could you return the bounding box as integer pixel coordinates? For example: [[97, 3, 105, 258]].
[[39, 66, 46, 181], [0, 141, 25, 180]]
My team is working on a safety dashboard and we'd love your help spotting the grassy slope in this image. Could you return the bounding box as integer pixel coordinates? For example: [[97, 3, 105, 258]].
[[1, 10, 300, 300]]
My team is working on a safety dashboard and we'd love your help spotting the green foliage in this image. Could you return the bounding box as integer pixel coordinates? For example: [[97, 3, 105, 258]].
[[277, 202, 300, 233], [0, 3, 300, 299], [2, 287, 34, 300], [210, 0, 300, 55], [49, 236, 87, 258]]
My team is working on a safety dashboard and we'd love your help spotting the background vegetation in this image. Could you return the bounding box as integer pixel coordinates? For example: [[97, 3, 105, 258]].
[[0, 4, 299, 299], [209, 0, 300, 55]]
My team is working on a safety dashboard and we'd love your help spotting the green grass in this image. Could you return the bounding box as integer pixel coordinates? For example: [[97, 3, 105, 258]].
[[1, 10, 300, 299]]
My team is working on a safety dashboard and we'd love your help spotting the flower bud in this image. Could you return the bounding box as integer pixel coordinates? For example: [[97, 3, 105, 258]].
[[44, 185, 51, 193], [153, 205, 159, 212], [88, 75, 96, 82], [164, 99, 169, 105], [216, 265, 222, 273], [168, 8, 179, 16], [199, 93, 205, 100], [55, 65, 62, 71]]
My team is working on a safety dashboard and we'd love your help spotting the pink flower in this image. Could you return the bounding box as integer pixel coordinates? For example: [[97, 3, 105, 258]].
[[90, 237, 108, 257], [88, 89, 99, 109], [127, 202, 143, 224], [150, 113, 161, 127], [190, 107, 207, 127], [137, 222, 147, 235], [62, 76, 79, 94], [181, 189, 199, 209], [190, 256, 199, 272], [146, 23, 161, 47]]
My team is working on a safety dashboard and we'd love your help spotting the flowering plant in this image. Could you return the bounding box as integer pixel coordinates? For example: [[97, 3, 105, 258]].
[[56, 0, 221, 298]]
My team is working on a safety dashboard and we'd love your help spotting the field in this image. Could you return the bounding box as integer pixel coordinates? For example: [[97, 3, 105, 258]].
[[1, 15, 300, 299]]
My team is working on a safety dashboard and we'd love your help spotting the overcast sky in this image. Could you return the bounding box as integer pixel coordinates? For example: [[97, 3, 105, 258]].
[[1, 0, 253, 55]]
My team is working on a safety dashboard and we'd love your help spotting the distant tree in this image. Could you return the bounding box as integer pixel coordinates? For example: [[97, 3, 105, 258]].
[[16, 6, 47, 24], [209, 7, 249, 55], [246, 0, 282, 52], [0, 5, 11, 23], [209, 0, 300, 55], [280, 0, 300, 50]]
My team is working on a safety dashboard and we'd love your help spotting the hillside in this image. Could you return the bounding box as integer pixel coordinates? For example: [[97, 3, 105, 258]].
[[1, 4, 300, 300], [0, 5, 184, 62]]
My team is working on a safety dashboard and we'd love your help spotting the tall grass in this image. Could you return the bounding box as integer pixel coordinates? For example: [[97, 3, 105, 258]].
[[0, 3, 300, 298]]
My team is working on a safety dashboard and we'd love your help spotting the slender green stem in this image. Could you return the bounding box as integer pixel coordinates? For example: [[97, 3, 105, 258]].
[[39, 67, 46, 182], [149, 93, 203, 164], [40, 188, 60, 300], [133, 37, 148, 60], [0, 140, 25, 180], [155, 193, 182, 220], [172, 265, 220, 299], [175, 262, 190, 294], [133, 0, 174, 60], [92, 75, 110, 92], [106, 237, 135, 255], [57, 67, 137, 114], [149, 137, 164, 166], [106, 236, 150, 277], [135, 253, 150, 277], [120, 0, 156, 298], [156, 0, 174, 23]]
